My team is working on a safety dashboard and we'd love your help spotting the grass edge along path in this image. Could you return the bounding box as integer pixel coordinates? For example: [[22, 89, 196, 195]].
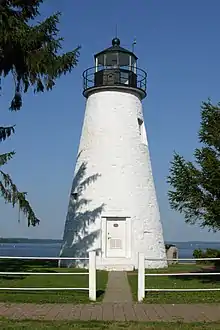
[[0, 318, 220, 329], [128, 263, 220, 303]]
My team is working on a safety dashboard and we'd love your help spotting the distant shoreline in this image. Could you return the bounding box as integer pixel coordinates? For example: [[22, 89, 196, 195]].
[[0, 238, 218, 245], [0, 238, 63, 244]]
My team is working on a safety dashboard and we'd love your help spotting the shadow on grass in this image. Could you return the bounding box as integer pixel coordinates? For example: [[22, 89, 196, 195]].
[[0, 260, 107, 300], [0, 259, 58, 280], [171, 265, 220, 284], [96, 290, 105, 299]]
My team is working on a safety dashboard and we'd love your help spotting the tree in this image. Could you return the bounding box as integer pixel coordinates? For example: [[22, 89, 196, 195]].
[[167, 100, 220, 231], [0, 0, 80, 226]]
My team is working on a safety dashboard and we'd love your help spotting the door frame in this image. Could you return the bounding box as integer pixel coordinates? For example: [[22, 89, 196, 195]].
[[101, 215, 131, 259]]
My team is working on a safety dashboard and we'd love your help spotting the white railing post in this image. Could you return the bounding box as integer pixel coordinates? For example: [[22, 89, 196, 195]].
[[89, 251, 96, 301], [138, 252, 145, 302]]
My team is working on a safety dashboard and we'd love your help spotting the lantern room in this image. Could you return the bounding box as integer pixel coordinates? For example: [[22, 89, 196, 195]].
[[95, 37, 137, 70], [83, 38, 147, 99]]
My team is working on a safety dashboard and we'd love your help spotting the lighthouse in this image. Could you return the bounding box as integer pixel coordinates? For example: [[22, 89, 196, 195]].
[[60, 38, 167, 270]]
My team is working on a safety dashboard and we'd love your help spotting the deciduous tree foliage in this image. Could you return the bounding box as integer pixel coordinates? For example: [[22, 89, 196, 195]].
[[0, 0, 80, 226], [168, 100, 220, 231]]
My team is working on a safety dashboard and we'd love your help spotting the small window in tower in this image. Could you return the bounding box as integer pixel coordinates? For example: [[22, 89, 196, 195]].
[[137, 118, 148, 145], [138, 118, 143, 136]]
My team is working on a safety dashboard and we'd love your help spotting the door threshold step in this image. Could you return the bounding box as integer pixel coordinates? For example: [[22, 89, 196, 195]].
[[97, 264, 134, 271]]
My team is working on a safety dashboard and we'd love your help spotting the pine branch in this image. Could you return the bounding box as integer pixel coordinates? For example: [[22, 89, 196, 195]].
[[0, 1, 42, 20], [0, 151, 15, 166], [0, 170, 39, 226], [199, 100, 220, 153], [168, 100, 220, 231], [0, 125, 15, 141], [0, 3, 80, 110]]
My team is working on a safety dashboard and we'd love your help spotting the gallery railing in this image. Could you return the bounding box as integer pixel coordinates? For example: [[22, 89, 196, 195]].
[[83, 65, 147, 94]]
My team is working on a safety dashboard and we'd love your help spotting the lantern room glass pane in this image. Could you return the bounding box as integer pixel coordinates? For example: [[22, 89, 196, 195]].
[[118, 53, 130, 67], [105, 52, 118, 67], [131, 56, 136, 72], [96, 52, 137, 71], [131, 56, 136, 66], [97, 54, 104, 66]]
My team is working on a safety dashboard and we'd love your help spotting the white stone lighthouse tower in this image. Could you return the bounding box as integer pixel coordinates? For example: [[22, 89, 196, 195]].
[[60, 38, 167, 270]]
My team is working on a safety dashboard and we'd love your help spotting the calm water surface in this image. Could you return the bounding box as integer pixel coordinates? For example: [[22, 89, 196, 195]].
[[0, 241, 220, 260]]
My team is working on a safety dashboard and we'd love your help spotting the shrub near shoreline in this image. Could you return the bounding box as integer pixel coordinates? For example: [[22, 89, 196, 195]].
[[193, 248, 220, 267]]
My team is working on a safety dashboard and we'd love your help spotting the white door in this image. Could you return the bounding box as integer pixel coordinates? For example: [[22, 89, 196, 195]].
[[106, 218, 127, 258]]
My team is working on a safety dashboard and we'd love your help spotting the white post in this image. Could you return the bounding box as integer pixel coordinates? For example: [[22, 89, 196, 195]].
[[138, 252, 145, 302], [89, 251, 96, 301]]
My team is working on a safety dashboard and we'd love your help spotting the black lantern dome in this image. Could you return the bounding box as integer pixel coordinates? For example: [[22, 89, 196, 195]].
[[112, 37, 120, 46], [83, 38, 147, 99]]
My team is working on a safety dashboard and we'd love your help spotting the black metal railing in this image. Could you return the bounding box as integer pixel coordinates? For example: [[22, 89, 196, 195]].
[[83, 65, 147, 94]]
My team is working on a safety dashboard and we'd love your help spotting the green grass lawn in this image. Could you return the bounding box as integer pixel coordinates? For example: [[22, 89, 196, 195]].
[[128, 263, 220, 303], [0, 319, 220, 329], [0, 259, 108, 303]]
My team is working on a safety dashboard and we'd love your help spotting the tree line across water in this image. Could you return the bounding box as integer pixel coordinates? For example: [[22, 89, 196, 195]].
[[0, 238, 62, 244]]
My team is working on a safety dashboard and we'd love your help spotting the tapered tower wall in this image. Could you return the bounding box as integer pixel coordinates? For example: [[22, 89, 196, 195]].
[[60, 88, 167, 269]]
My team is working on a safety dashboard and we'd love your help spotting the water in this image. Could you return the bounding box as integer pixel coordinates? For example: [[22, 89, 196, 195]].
[[0, 241, 220, 259], [0, 243, 62, 258], [169, 241, 220, 261]]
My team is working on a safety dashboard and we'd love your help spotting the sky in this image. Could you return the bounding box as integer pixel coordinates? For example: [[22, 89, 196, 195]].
[[1, 0, 220, 242]]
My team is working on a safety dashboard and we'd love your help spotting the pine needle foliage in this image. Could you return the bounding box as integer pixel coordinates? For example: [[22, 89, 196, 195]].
[[168, 100, 220, 231]]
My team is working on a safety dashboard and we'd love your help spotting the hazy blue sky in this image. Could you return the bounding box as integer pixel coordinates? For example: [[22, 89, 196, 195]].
[[1, 0, 220, 241]]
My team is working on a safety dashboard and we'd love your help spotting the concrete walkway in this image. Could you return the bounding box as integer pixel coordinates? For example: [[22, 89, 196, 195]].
[[103, 271, 132, 303], [0, 302, 220, 322]]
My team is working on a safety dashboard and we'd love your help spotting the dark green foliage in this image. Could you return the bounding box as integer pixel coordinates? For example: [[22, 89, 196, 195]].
[[192, 248, 203, 261], [193, 248, 220, 267], [0, 126, 15, 141], [167, 100, 220, 231], [0, 0, 80, 226], [0, 0, 80, 110]]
